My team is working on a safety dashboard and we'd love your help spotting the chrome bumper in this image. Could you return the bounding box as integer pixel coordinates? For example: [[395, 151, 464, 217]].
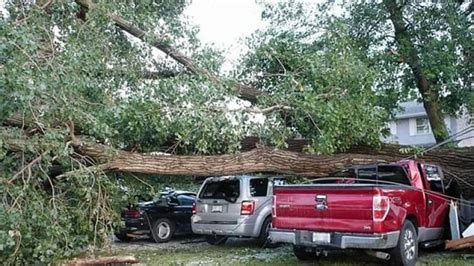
[[269, 229, 400, 249]]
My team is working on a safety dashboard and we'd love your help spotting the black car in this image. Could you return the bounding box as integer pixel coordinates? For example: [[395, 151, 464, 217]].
[[115, 190, 196, 243]]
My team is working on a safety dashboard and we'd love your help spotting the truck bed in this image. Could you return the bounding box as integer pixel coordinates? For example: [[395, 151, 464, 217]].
[[273, 184, 407, 234]]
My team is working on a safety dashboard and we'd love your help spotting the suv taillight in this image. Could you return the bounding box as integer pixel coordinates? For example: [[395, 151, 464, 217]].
[[241, 200, 255, 215], [373, 195, 390, 222], [192, 202, 196, 215]]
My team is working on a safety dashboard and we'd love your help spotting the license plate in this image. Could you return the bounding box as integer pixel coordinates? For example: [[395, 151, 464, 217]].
[[211, 205, 223, 213], [312, 232, 330, 243]]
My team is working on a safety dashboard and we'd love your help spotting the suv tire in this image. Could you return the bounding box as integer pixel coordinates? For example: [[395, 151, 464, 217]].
[[151, 218, 175, 243], [390, 220, 418, 266], [256, 216, 272, 248]]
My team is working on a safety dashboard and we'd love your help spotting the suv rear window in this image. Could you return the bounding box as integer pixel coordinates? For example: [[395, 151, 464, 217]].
[[199, 180, 240, 202], [250, 178, 268, 197]]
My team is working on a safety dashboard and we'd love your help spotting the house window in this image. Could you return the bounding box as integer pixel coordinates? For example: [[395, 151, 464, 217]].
[[416, 118, 430, 135]]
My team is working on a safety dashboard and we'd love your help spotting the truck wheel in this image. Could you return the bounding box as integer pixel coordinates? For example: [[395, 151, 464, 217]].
[[293, 245, 319, 261], [151, 218, 175, 243], [256, 216, 272, 248], [205, 235, 228, 245], [390, 220, 418, 266]]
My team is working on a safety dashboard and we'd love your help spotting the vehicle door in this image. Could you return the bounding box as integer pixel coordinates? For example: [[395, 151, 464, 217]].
[[173, 194, 196, 232], [421, 164, 449, 239], [167, 195, 188, 230], [248, 177, 271, 226]]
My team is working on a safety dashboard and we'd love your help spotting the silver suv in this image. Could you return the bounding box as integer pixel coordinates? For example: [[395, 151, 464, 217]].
[[191, 175, 278, 246]]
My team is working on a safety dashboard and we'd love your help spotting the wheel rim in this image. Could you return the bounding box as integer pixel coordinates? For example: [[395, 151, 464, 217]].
[[403, 228, 416, 261], [265, 222, 272, 235], [157, 222, 170, 239]]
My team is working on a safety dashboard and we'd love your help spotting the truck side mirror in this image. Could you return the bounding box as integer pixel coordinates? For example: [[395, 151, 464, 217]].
[[423, 164, 445, 193]]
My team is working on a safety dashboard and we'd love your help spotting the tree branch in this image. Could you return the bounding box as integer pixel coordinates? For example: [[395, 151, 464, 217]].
[[74, 0, 263, 103]]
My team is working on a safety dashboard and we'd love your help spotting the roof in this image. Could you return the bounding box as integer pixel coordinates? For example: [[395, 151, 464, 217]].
[[395, 101, 427, 119]]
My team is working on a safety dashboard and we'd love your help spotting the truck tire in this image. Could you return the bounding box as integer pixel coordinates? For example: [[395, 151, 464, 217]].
[[293, 245, 319, 261], [205, 235, 228, 245], [390, 220, 418, 266], [151, 218, 175, 243], [256, 216, 272, 248]]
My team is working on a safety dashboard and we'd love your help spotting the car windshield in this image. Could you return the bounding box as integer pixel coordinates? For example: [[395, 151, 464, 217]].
[[199, 179, 240, 203]]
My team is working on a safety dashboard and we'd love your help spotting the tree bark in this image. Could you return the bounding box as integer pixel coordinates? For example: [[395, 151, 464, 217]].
[[383, 0, 449, 143], [73, 0, 263, 103], [65, 256, 139, 265], [3, 126, 473, 195]]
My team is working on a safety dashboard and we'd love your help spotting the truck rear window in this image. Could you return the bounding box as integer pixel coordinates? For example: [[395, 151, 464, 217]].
[[357, 165, 411, 186], [199, 180, 240, 202]]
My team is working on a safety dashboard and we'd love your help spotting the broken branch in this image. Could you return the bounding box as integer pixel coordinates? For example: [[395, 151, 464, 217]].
[[74, 0, 263, 103]]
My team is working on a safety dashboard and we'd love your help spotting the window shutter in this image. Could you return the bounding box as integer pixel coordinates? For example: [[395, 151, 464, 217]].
[[409, 118, 416, 136]]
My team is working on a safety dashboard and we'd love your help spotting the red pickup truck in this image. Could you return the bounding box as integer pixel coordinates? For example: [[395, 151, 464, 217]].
[[269, 160, 450, 266]]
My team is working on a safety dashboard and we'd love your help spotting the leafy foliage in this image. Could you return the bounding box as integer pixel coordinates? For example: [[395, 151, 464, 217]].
[[344, 0, 472, 115], [0, 1, 248, 263], [237, 2, 389, 153]]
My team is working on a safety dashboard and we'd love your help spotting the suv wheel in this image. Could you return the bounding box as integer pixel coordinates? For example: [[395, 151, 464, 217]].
[[205, 235, 228, 245], [293, 245, 319, 261], [390, 220, 418, 266], [256, 216, 272, 248], [151, 218, 175, 243]]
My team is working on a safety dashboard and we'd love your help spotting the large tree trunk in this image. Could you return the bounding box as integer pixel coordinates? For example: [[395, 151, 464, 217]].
[[2, 126, 472, 196], [384, 0, 449, 143]]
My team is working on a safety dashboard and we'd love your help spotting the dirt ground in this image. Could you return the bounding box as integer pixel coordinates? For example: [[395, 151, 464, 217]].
[[101, 235, 474, 266]]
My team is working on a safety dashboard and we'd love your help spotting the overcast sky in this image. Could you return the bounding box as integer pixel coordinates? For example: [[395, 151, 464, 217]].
[[184, 0, 267, 70]]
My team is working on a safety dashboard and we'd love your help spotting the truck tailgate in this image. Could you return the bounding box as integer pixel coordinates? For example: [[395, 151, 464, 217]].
[[273, 186, 375, 234]]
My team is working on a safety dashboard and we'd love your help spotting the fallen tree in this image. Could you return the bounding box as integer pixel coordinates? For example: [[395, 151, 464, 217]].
[[2, 125, 473, 195], [2, 1, 473, 264]]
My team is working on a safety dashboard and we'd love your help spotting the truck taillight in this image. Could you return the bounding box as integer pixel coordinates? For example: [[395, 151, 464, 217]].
[[241, 200, 255, 215], [373, 195, 390, 222], [192, 202, 196, 215], [272, 195, 276, 218]]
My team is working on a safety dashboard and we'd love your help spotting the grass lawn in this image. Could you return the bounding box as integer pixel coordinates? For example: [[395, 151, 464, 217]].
[[102, 237, 473, 266]]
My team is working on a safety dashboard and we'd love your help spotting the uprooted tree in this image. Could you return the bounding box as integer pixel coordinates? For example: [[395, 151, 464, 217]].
[[0, 0, 472, 263]]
